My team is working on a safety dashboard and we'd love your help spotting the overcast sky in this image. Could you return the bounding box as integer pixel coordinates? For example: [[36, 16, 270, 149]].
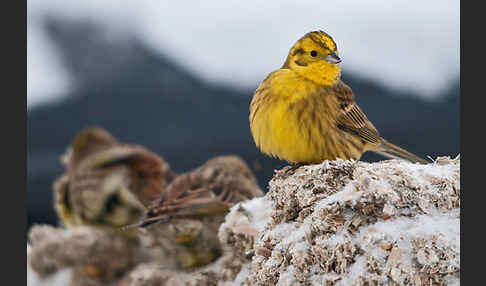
[[27, 0, 459, 108]]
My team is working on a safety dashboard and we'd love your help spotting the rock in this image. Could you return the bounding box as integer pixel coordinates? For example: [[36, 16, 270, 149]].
[[28, 154, 264, 285], [220, 156, 460, 285], [28, 156, 460, 285], [28, 225, 145, 286]]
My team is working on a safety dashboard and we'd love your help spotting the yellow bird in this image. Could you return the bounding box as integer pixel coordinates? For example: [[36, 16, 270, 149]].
[[249, 31, 428, 165]]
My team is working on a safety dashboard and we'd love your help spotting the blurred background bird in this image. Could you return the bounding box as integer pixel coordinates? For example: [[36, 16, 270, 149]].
[[28, 0, 459, 228], [250, 31, 428, 165], [137, 155, 263, 269], [53, 127, 175, 236]]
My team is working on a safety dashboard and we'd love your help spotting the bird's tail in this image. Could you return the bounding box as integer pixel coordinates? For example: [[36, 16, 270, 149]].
[[374, 139, 429, 164]]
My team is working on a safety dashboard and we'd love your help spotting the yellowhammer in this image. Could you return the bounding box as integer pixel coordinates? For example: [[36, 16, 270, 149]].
[[250, 30, 428, 165]]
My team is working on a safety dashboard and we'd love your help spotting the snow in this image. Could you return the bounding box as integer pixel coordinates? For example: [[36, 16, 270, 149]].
[[27, 156, 460, 285], [221, 156, 460, 285], [27, 244, 73, 286]]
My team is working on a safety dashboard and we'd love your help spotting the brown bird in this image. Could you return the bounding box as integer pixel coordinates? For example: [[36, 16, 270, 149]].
[[53, 127, 174, 235], [137, 155, 264, 269]]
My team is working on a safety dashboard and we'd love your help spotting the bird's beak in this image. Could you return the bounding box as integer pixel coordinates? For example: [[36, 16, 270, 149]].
[[325, 51, 341, 64]]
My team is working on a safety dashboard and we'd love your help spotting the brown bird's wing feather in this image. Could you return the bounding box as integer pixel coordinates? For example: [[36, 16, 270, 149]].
[[136, 156, 263, 228], [333, 81, 382, 145], [136, 174, 231, 228]]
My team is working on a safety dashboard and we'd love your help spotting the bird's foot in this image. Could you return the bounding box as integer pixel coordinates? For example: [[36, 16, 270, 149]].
[[275, 163, 304, 177]]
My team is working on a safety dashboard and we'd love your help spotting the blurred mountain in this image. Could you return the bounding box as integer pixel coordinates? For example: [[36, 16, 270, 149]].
[[27, 18, 459, 227]]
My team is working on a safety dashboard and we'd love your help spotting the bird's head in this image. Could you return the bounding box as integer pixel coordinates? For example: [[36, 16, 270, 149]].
[[70, 127, 119, 167], [283, 30, 341, 85]]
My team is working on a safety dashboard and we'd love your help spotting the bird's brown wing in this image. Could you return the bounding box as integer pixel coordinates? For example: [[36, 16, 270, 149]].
[[137, 174, 231, 227], [333, 81, 382, 144], [136, 156, 263, 228]]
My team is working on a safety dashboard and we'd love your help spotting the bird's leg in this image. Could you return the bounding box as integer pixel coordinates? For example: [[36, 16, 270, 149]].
[[290, 163, 304, 172], [282, 163, 305, 175]]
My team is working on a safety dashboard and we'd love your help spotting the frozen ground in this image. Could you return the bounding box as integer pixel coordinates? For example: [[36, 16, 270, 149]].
[[226, 156, 460, 285], [28, 156, 460, 285]]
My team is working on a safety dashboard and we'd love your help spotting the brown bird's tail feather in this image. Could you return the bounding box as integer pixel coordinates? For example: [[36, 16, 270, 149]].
[[374, 139, 429, 164]]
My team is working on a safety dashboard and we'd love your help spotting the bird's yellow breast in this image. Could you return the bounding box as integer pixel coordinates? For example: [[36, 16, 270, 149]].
[[249, 69, 362, 164]]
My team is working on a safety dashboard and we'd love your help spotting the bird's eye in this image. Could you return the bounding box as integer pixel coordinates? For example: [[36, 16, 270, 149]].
[[104, 192, 121, 213], [310, 50, 317, 57]]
